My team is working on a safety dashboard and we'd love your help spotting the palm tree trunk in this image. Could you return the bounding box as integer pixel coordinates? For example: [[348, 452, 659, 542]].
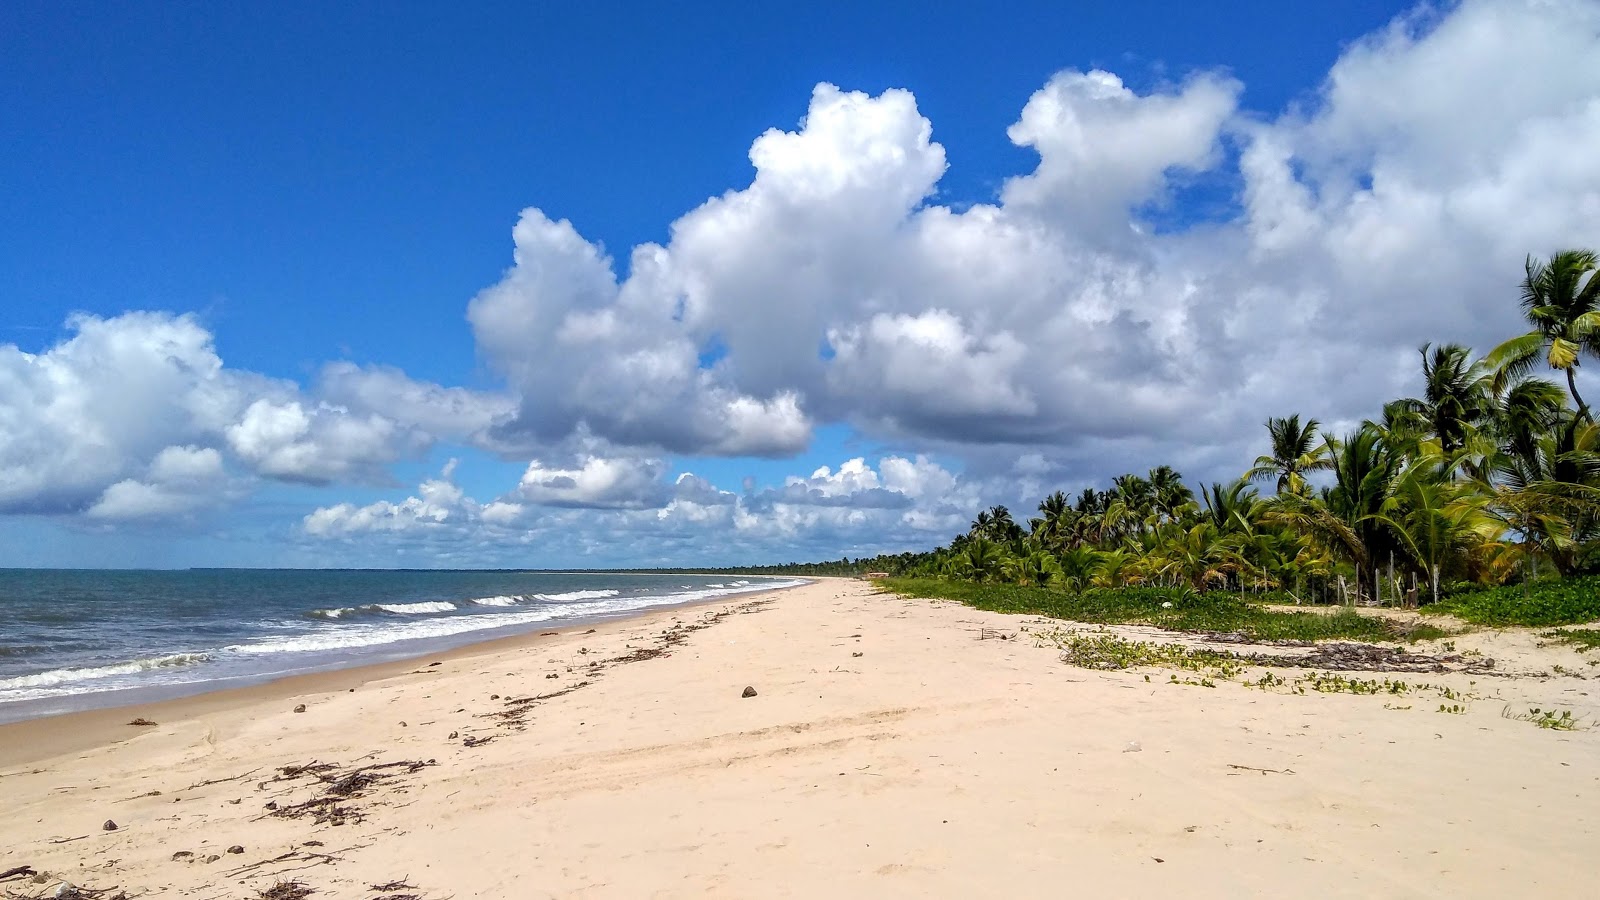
[[1567, 367, 1593, 421]]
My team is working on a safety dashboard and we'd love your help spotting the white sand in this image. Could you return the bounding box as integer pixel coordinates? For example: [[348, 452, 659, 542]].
[[1, 578, 1595, 898]]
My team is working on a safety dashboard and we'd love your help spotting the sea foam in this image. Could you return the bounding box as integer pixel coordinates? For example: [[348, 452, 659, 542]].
[[0, 652, 211, 691]]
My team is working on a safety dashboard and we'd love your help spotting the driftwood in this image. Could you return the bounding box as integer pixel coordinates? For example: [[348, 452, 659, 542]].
[[255, 881, 315, 899]]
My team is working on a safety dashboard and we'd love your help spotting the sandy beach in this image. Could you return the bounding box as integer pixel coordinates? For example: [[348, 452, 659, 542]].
[[2, 577, 1596, 898]]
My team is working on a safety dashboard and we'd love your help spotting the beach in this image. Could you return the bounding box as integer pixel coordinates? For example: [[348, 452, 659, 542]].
[[2, 577, 1595, 898]]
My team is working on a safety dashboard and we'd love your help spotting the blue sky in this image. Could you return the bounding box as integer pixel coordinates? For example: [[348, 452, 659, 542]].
[[4, 1, 1599, 568]]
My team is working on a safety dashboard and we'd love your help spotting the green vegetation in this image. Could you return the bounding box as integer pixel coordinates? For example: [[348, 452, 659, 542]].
[[1544, 627, 1600, 651], [1037, 631, 1476, 704], [1048, 632, 1243, 674], [801, 252, 1600, 632], [1502, 706, 1586, 730], [1427, 576, 1600, 626], [883, 577, 1446, 643]]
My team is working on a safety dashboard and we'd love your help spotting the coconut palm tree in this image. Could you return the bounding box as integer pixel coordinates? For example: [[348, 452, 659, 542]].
[[1091, 549, 1134, 588], [1148, 465, 1194, 523], [1004, 550, 1061, 587], [1488, 250, 1600, 420], [1247, 415, 1332, 495], [1032, 491, 1072, 552], [1389, 343, 1492, 455], [952, 536, 1008, 583], [1157, 523, 1243, 592], [1268, 426, 1400, 601], [1369, 462, 1494, 604], [1057, 546, 1100, 592], [1202, 478, 1261, 536]]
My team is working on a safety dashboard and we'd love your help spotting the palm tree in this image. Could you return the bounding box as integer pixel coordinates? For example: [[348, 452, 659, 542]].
[[1033, 491, 1072, 552], [1057, 546, 1099, 592], [1158, 523, 1243, 592], [1202, 478, 1261, 536], [1091, 549, 1134, 588], [1247, 415, 1332, 495], [1369, 462, 1493, 604], [1488, 250, 1600, 420], [1148, 466, 1194, 522], [984, 505, 1023, 544], [1389, 343, 1491, 454], [953, 537, 1008, 583], [1484, 411, 1600, 575], [1004, 550, 1061, 587], [1268, 426, 1400, 601]]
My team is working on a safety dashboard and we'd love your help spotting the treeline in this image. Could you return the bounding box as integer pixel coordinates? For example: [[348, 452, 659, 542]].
[[760, 250, 1600, 608]]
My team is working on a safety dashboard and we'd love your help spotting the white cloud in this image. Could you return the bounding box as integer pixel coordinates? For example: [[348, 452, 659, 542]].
[[11, 0, 1600, 564], [513, 455, 669, 509], [1001, 68, 1241, 232], [302, 455, 986, 563], [0, 312, 495, 516], [86, 446, 233, 521], [317, 362, 515, 444], [303, 460, 484, 537], [453, 0, 1600, 489], [226, 398, 416, 485]]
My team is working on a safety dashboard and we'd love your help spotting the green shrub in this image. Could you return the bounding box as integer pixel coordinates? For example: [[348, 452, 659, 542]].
[[881, 577, 1434, 642], [1427, 576, 1600, 626]]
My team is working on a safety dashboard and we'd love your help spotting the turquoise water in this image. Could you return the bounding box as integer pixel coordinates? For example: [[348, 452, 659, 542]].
[[0, 569, 803, 722]]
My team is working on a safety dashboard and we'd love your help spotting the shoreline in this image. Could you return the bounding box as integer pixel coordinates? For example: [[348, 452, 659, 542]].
[[0, 582, 804, 768], [3, 578, 1594, 898]]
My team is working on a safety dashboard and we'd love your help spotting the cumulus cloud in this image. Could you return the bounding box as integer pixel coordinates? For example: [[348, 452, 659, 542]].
[[513, 455, 670, 509], [453, 0, 1600, 489], [10, 0, 1600, 563], [302, 454, 985, 563], [86, 446, 235, 521], [0, 312, 497, 516], [304, 461, 484, 537]]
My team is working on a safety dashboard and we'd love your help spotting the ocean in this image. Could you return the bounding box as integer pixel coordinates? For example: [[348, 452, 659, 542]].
[[0, 569, 804, 724]]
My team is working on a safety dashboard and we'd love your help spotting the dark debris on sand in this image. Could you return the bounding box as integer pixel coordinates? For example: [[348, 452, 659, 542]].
[[256, 882, 315, 900], [1242, 641, 1497, 674], [258, 760, 435, 826]]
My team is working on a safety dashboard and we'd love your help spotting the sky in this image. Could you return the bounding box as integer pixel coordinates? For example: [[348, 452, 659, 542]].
[[4, 0, 1600, 569]]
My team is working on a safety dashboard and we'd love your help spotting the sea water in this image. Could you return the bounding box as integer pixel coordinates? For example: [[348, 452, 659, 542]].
[[0, 569, 804, 723]]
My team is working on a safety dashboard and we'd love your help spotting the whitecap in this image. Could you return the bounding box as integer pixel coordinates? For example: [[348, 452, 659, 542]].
[[531, 589, 621, 603], [0, 653, 211, 691]]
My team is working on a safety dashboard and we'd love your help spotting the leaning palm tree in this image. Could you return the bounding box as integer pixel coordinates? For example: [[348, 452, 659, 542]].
[[1247, 415, 1332, 495], [1488, 250, 1600, 420]]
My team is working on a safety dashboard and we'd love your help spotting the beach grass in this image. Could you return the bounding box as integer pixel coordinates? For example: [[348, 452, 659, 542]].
[[880, 577, 1449, 643]]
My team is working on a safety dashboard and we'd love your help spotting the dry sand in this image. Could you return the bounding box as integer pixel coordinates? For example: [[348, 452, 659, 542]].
[[1, 578, 1596, 898]]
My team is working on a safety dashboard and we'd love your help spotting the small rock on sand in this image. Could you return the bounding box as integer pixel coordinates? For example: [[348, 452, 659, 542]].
[[227, 845, 244, 854], [101, 819, 118, 831], [742, 686, 758, 698], [292, 704, 306, 713]]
